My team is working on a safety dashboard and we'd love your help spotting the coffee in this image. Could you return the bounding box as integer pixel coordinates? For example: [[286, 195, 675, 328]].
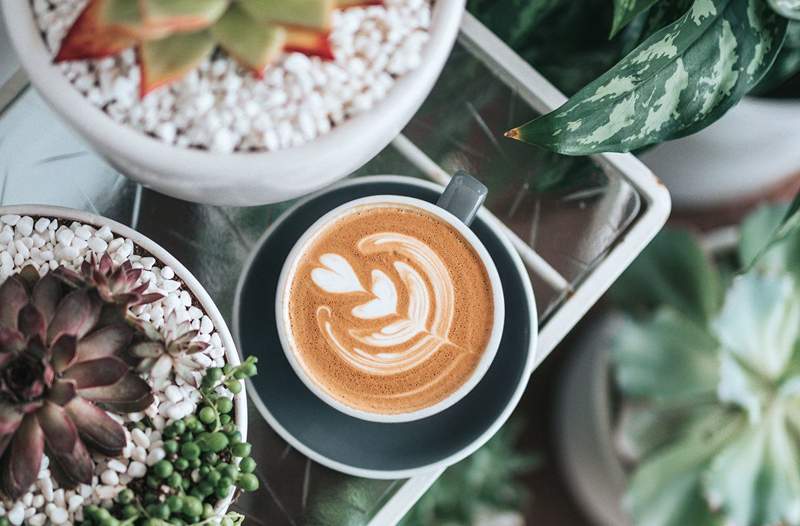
[[284, 202, 495, 415]]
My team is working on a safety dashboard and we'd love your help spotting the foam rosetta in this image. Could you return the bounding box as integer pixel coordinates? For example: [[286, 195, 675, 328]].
[[287, 203, 495, 415]]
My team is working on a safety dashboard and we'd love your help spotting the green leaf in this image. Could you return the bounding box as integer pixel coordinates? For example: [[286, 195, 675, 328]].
[[739, 203, 791, 271], [713, 272, 800, 382], [611, 0, 661, 37], [506, 0, 788, 155], [769, 0, 800, 20], [610, 229, 722, 324], [614, 308, 720, 402], [752, 21, 800, 93], [704, 409, 800, 526], [624, 408, 741, 526]]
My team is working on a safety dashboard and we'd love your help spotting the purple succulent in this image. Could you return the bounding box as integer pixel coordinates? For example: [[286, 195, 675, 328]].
[[55, 253, 163, 308], [0, 263, 157, 500]]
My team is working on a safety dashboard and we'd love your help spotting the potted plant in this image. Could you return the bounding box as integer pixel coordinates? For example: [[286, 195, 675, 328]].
[[0, 0, 465, 206], [469, 0, 800, 209], [0, 205, 258, 526], [557, 200, 800, 526]]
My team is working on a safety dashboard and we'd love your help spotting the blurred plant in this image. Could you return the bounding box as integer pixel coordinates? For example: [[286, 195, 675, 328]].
[[306, 419, 538, 526], [400, 419, 539, 526], [609, 200, 800, 526], [476, 0, 800, 155]]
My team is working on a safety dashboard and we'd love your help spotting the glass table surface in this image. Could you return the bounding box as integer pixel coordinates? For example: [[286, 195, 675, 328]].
[[0, 15, 657, 526]]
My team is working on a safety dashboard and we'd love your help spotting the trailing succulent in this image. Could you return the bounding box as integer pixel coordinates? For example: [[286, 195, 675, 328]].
[[610, 202, 800, 526], [497, 0, 800, 155], [0, 256, 161, 500], [55, 0, 383, 96]]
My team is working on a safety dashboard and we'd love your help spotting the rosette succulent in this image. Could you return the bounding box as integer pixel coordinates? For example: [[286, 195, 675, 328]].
[[55, 0, 383, 96], [131, 312, 210, 385], [610, 204, 800, 526], [0, 261, 159, 500]]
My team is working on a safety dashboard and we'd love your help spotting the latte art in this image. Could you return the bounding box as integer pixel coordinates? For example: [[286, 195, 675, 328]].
[[285, 203, 495, 415], [312, 232, 458, 376]]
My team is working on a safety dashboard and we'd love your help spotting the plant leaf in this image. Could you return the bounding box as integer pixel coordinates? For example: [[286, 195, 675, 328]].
[[611, 0, 661, 37], [614, 308, 719, 402], [506, 0, 788, 154], [704, 409, 800, 526], [624, 408, 740, 526], [610, 229, 722, 324], [769, 0, 800, 20], [712, 272, 800, 382]]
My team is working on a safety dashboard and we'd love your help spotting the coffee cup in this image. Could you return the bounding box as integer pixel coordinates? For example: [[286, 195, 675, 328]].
[[275, 174, 505, 423]]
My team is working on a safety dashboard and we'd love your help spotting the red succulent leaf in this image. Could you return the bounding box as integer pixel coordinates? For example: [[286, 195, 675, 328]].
[[0, 434, 11, 460], [76, 324, 133, 362], [51, 335, 78, 374], [55, 0, 135, 62], [36, 402, 77, 455], [32, 273, 64, 324], [17, 304, 46, 342], [0, 276, 29, 330], [134, 292, 164, 306], [64, 357, 128, 389], [1, 414, 44, 500], [65, 397, 126, 456], [79, 373, 154, 413], [47, 439, 94, 489], [0, 406, 22, 436], [0, 328, 25, 354], [51, 267, 83, 288], [48, 380, 77, 407], [129, 341, 164, 359], [98, 254, 114, 275], [47, 289, 101, 345]]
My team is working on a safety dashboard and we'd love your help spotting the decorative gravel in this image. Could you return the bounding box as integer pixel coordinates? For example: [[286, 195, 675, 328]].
[[31, 0, 432, 153], [0, 214, 234, 525]]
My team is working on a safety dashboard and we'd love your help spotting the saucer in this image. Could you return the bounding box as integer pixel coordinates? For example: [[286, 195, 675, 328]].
[[233, 175, 537, 479]]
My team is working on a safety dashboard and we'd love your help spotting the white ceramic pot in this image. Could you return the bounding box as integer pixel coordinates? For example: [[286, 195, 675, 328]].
[[641, 97, 800, 209], [0, 0, 465, 206], [0, 204, 247, 516]]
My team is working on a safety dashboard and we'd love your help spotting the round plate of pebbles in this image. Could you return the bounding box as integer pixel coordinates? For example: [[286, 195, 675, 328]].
[[0, 205, 258, 526], [2, 0, 466, 205]]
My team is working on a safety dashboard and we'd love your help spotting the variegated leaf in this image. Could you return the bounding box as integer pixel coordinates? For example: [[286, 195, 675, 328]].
[[769, 0, 800, 20], [507, 0, 787, 154], [611, 0, 661, 37]]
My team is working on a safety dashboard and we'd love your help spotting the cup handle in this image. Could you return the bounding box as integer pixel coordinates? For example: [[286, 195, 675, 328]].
[[436, 171, 488, 227]]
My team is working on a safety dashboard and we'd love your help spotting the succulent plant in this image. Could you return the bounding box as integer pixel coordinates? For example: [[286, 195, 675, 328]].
[[610, 204, 800, 526], [55, 253, 164, 307], [0, 262, 158, 500], [131, 312, 210, 385], [55, 0, 384, 96]]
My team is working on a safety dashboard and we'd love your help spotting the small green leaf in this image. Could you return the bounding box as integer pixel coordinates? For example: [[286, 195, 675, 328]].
[[624, 408, 741, 526], [704, 409, 800, 526], [769, 0, 800, 20], [139, 30, 215, 96], [506, 0, 788, 154], [610, 230, 722, 324], [611, 0, 661, 37], [614, 308, 719, 402], [211, 5, 287, 74], [712, 272, 800, 382]]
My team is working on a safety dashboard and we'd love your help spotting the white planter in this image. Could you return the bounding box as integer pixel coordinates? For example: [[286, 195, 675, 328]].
[[0, 0, 465, 206], [0, 204, 247, 518], [641, 97, 800, 209]]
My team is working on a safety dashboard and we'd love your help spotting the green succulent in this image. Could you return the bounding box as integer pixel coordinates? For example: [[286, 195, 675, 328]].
[[611, 202, 800, 526], [55, 0, 381, 97]]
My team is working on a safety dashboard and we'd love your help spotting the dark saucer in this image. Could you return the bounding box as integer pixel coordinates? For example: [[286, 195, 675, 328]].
[[233, 176, 537, 478]]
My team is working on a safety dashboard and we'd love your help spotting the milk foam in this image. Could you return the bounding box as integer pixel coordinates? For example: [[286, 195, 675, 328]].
[[310, 232, 458, 376]]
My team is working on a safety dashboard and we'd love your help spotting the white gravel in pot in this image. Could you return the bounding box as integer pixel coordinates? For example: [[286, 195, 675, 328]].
[[31, 0, 433, 153], [0, 215, 234, 525]]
